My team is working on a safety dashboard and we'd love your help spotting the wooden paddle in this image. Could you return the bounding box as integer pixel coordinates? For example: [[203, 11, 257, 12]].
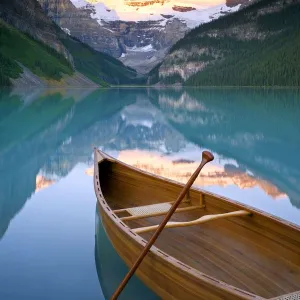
[[110, 150, 214, 300]]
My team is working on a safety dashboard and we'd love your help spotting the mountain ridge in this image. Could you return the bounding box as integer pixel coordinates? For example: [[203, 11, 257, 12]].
[[37, 0, 244, 73], [0, 0, 144, 87]]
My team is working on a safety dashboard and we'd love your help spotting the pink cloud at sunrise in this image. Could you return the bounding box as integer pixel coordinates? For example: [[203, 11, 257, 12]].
[[74, 0, 228, 22]]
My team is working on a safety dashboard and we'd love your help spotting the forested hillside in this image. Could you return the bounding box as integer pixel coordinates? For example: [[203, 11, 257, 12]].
[[152, 0, 300, 86], [61, 37, 145, 86], [0, 0, 145, 87], [0, 20, 73, 86]]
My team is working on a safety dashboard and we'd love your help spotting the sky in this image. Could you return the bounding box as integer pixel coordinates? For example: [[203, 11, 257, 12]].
[[73, 0, 227, 22], [87, 0, 225, 8]]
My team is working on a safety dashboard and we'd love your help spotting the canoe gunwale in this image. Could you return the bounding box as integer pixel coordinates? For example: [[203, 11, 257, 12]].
[[93, 149, 300, 300]]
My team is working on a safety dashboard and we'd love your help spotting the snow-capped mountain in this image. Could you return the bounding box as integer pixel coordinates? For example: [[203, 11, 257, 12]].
[[38, 0, 246, 73]]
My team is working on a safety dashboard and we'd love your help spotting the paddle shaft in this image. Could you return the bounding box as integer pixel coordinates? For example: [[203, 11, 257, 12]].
[[110, 151, 214, 300]]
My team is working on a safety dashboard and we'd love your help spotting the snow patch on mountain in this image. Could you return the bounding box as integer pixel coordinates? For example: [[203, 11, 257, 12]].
[[62, 27, 71, 35], [71, 0, 88, 7], [182, 4, 241, 28], [127, 44, 156, 52], [71, 0, 120, 20]]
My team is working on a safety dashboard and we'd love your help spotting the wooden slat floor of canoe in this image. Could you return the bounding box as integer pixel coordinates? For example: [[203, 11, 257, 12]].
[[99, 161, 300, 299], [125, 211, 299, 298], [106, 200, 300, 298], [130, 214, 300, 298]]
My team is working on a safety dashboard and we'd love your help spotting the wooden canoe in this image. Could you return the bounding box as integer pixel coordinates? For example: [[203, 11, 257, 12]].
[[93, 149, 300, 300]]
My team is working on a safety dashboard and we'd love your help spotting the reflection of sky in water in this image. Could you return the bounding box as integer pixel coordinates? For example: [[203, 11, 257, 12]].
[[1, 87, 300, 299], [205, 184, 299, 224], [0, 164, 104, 300], [98, 148, 298, 225]]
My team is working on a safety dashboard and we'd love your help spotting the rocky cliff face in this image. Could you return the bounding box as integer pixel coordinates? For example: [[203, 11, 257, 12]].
[[38, 0, 243, 73], [112, 18, 187, 73], [38, 0, 121, 57], [0, 0, 143, 87], [37, 0, 188, 72], [0, 0, 71, 61]]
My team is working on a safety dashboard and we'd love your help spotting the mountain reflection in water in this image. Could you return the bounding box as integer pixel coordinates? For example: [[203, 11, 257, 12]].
[[0, 87, 300, 299], [150, 88, 300, 209], [114, 150, 286, 199], [1, 88, 300, 240]]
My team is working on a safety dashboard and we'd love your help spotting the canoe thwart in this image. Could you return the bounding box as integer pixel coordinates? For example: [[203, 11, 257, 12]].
[[133, 210, 252, 234]]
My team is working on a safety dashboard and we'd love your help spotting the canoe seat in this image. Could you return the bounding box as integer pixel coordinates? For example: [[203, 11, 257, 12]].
[[272, 291, 300, 299], [113, 201, 204, 222], [127, 203, 172, 217], [113, 202, 172, 215], [133, 210, 252, 234]]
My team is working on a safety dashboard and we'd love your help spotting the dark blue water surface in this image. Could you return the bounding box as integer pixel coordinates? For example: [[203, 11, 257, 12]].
[[0, 88, 300, 300]]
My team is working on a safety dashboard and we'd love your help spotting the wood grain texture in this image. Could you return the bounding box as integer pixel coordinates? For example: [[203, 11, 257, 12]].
[[133, 210, 251, 234], [120, 205, 204, 221], [94, 149, 300, 300], [111, 151, 214, 299]]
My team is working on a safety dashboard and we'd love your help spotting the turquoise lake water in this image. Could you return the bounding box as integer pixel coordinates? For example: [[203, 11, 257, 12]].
[[0, 88, 300, 299]]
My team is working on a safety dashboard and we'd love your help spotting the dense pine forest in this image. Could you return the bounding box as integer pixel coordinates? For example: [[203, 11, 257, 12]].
[[61, 37, 145, 86], [156, 0, 300, 87]]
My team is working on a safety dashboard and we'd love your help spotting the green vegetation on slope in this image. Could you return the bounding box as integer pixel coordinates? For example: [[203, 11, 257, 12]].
[[147, 62, 162, 85], [187, 3, 300, 86], [61, 37, 146, 86], [160, 0, 300, 87], [187, 31, 300, 86], [0, 0, 147, 87], [0, 20, 73, 86]]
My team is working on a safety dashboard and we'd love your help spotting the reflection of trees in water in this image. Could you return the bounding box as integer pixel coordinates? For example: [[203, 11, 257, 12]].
[[2, 87, 300, 240], [42, 93, 188, 177], [0, 92, 74, 239], [149, 88, 300, 208], [0, 87, 187, 239], [0, 89, 136, 239]]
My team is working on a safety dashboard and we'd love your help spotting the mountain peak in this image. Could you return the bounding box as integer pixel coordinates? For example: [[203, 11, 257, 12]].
[[38, 0, 243, 73]]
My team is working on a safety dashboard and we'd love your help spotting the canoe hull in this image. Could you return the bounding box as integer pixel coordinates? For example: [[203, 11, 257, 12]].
[[94, 149, 300, 300], [99, 205, 254, 300]]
